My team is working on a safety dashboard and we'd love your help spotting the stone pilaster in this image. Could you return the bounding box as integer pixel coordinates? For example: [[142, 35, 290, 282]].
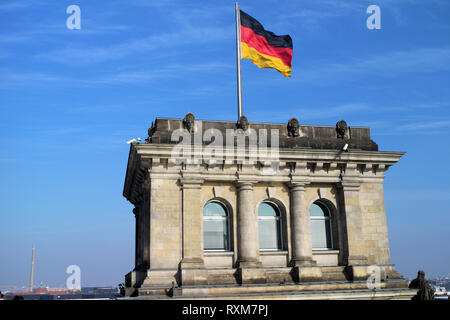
[[337, 180, 367, 265], [133, 207, 140, 270], [337, 178, 368, 280], [236, 180, 265, 284], [179, 178, 208, 285]]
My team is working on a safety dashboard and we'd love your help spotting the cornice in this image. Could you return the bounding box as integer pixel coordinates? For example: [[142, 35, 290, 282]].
[[123, 143, 400, 206]]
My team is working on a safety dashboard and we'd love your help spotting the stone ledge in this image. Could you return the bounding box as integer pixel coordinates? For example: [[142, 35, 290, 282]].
[[204, 251, 234, 257], [142, 278, 407, 290], [313, 249, 339, 255], [260, 250, 288, 256], [129, 288, 417, 300], [135, 280, 412, 299]]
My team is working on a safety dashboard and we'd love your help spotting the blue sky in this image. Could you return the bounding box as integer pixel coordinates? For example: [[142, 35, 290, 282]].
[[0, 0, 449, 288]]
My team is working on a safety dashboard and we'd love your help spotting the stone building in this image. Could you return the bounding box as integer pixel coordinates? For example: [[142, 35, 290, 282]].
[[122, 113, 416, 299]]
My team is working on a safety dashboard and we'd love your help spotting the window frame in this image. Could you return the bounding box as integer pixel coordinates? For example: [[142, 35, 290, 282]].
[[258, 200, 284, 251], [203, 200, 231, 252], [310, 202, 334, 250]]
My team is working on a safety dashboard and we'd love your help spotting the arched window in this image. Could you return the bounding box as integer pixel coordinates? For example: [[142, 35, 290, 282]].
[[203, 201, 230, 251], [258, 201, 282, 250], [310, 202, 333, 249]]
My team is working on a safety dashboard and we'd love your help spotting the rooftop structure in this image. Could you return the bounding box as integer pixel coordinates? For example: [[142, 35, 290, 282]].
[[122, 113, 416, 299]]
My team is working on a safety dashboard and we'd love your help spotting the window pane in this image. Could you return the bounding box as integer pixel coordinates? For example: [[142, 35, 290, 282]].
[[204, 202, 227, 217], [259, 219, 280, 250], [204, 219, 228, 250], [311, 219, 332, 249], [258, 202, 278, 217], [310, 203, 327, 217]]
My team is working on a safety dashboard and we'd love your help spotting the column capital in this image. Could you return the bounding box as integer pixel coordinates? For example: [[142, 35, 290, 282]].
[[337, 180, 361, 192], [288, 180, 309, 191], [179, 178, 204, 189], [236, 180, 257, 189]]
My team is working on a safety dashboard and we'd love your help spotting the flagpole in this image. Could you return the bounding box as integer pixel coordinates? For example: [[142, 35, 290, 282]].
[[235, 2, 243, 120]]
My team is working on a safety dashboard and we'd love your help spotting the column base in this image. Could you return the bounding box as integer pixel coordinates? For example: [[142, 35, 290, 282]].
[[345, 265, 369, 281], [180, 258, 208, 286], [125, 270, 147, 288], [180, 268, 208, 286], [236, 259, 262, 268], [292, 266, 323, 282], [142, 269, 179, 287], [344, 255, 368, 265], [237, 266, 266, 284], [290, 257, 317, 267], [180, 257, 205, 268]]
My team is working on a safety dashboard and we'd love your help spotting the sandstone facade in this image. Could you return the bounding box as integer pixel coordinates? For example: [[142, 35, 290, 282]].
[[122, 116, 412, 299]]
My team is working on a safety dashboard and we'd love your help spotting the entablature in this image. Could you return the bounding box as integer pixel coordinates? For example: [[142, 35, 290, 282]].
[[123, 144, 404, 206]]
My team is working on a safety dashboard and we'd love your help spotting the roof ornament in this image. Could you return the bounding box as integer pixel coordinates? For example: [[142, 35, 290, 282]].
[[183, 112, 195, 134], [145, 121, 156, 143], [287, 117, 300, 137], [409, 270, 435, 301], [236, 115, 249, 132], [336, 120, 348, 139]]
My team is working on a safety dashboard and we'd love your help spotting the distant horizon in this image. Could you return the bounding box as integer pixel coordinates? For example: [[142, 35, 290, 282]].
[[1, 245, 449, 289]]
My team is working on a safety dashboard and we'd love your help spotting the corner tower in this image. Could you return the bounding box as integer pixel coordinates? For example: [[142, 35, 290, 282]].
[[122, 114, 415, 299]]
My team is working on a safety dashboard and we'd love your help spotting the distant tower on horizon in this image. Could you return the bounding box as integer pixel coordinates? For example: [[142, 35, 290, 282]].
[[29, 246, 35, 292]]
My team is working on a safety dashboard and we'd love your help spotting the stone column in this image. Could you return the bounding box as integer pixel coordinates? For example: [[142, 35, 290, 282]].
[[289, 181, 322, 282], [236, 181, 259, 265], [236, 180, 265, 284], [179, 178, 208, 285], [337, 180, 368, 280], [289, 182, 316, 266]]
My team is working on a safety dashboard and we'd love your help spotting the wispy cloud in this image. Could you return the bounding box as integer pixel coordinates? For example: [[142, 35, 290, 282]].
[[28, 3, 233, 65], [377, 101, 450, 112], [0, 61, 233, 88], [97, 62, 232, 83], [0, 71, 70, 84], [0, 34, 32, 44], [34, 23, 232, 64], [0, 1, 32, 11], [387, 188, 450, 201], [362, 117, 450, 136], [0, 21, 132, 46], [126, 0, 177, 8], [243, 103, 369, 124], [295, 47, 450, 84], [242, 99, 450, 136], [295, 103, 369, 122], [394, 120, 450, 132], [0, 0, 55, 12]]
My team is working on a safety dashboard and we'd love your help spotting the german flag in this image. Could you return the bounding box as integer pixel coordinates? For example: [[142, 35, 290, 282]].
[[240, 10, 293, 77]]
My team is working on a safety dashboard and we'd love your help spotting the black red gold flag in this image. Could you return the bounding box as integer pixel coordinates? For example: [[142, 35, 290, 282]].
[[240, 10, 293, 77]]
